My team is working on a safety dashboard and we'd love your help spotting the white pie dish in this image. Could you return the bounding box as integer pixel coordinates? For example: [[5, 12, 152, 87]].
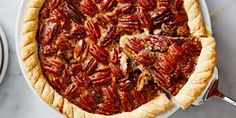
[[15, 0, 212, 117], [0, 25, 9, 85]]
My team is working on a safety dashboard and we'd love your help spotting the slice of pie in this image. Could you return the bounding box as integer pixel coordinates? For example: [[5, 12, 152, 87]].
[[21, 0, 216, 117], [120, 31, 216, 108]]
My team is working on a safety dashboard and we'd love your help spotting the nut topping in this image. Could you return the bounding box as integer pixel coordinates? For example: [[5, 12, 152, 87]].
[[38, 0, 198, 115]]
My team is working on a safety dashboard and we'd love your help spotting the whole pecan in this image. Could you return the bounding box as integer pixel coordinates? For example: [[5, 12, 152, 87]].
[[100, 0, 118, 11], [136, 7, 152, 30], [125, 37, 144, 53], [89, 44, 109, 64], [62, 3, 86, 23], [85, 19, 101, 42], [82, 58, 98, 75], [80, 0, 99, 17], [138, 0, 156, 10], [99, 26, 116, 47]]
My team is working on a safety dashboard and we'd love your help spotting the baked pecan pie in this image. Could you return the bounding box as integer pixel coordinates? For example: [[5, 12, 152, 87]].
[[21, 0, 216, 117]]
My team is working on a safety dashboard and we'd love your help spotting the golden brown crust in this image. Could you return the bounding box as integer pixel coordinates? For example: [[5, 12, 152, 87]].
[[184, 0, 210, 36], [174, 37, 216, 109]]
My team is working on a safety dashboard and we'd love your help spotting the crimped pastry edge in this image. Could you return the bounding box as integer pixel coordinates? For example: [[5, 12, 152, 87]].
[[184, 0, 211, 37]]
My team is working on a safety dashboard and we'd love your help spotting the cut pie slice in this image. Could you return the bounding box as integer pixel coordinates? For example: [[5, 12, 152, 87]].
[[120, 31, 216, 109]]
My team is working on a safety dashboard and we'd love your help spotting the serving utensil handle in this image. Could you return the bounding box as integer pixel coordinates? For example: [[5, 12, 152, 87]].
[[215, 90, 236, 107]]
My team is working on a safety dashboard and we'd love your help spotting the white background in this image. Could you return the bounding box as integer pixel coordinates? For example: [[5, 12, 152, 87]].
[[0, 0, 236, 118]]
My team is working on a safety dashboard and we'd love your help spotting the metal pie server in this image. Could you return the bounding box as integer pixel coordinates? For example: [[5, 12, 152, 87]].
[[192, 67, 236, 107]]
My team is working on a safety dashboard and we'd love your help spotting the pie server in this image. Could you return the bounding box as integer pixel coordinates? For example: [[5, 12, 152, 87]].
[[191, 67, 236, 107]]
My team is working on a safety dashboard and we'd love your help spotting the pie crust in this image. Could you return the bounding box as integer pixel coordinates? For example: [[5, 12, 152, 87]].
[[21, 0, 216, 117]]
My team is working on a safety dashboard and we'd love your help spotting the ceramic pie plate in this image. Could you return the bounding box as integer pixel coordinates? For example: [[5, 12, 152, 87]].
[[0, 25, 9, 85], [15, 0, 212, 117]]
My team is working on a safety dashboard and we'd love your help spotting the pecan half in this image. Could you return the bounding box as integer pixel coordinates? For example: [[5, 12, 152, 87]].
[[109, 47, 120, 64], [115, 4, 134, 15], [102, 86, 120, 106], [39, 21, 59, 45], [65, 25, 86, 39], [89, 44, 109, 64], [89, 71, 112, 85], [82, 58, 98, 75], [100, 0, 118, 11], [77, 92, 97, 112], [80, 0, 99, 17], [95, 14, 110, 28], [118, 14, 139, 32], [99, 26, 116, 47], [136, 7, 152, 30], [96, 103, 120, 115], [151, 8, 172, 27], [85, 19, 101, 42], [42, 59, 64, 75], [74, 76, 91, 88], [119, 78, 136, 91], [63, 83, 78, 100], [74, 39, 86, 59], [138, 0, 156, 10], [62, 3, 86, 23], [125, 37, 144, 53], [120, 92, 133, 111], [109, 64, 124, 78], [149, 67, 170, 88], [134, 50, 156, 65]]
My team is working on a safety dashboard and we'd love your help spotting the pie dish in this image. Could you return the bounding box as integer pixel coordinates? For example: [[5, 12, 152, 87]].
[[21, 0, 216, 118]]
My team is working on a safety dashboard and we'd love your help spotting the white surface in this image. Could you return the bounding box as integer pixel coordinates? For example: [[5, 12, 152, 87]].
[[0, 25, 9, 85], [0, 0, 235, 118]]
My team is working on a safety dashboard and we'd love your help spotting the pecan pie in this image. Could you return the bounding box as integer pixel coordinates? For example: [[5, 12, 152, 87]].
[[21, 0, 216, 117]]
